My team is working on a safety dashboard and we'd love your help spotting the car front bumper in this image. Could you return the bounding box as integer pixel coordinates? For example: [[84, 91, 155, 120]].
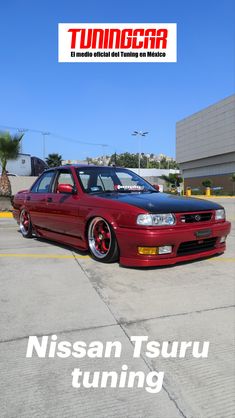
[[116, 220, 231, 267]]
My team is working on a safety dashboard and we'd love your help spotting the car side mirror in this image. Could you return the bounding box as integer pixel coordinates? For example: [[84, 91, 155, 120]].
[[57, 184, 75, 194]]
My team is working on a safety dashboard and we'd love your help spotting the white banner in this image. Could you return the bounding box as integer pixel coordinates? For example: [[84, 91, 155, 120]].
[[58, 23, 177, 63]]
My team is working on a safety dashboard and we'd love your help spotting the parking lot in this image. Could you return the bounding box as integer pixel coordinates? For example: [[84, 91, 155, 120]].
[[0, 198, 234, 418]]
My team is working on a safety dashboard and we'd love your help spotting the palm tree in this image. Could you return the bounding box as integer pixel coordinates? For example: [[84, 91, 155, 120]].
[[45, 153, 62, 167], [160, 173, 183, 188], [0, 131, 23, 197]]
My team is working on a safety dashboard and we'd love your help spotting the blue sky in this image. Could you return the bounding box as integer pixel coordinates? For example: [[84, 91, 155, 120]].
[[0, 0, 234, 160]]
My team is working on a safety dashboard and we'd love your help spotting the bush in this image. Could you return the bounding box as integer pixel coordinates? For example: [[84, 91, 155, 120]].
[[202, 179, 212, 188], [191, 190, 201, 195]]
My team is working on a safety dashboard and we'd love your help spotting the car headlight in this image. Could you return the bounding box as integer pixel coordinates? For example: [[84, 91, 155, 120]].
[[137, 213, 175, 226], [215, 209, 225, 220]]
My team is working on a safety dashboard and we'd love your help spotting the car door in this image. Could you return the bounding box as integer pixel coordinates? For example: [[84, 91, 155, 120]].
[[44, 168, 81, 237], [27, 170, 56, 229]]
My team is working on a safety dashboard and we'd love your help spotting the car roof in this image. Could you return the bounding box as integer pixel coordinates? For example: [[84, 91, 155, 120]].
[[44, 164, 121, 171]]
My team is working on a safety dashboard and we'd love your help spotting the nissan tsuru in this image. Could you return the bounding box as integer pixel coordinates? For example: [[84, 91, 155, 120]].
[[13, 165, 231, 267]]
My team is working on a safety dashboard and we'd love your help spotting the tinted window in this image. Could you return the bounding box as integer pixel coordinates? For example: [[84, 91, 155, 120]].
[[78, 173, 90, 190], [31, 171, 55, 193], [97, 174, 115, 191], [76, 167, 156, 193]]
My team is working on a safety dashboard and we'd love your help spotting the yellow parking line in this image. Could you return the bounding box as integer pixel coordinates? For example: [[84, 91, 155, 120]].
[[0, 253, 89, 259], [192, 196, 235, 199], [0, 253, 233, 263], [0, 212, 13, 218], [207, 257, 235, 262]]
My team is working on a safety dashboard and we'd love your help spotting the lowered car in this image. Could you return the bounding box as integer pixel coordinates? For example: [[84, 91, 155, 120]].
[[13, 165, 231, 267]]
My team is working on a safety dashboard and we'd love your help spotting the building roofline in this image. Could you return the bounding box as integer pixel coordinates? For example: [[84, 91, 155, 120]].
[[176, 93, 235, 124]]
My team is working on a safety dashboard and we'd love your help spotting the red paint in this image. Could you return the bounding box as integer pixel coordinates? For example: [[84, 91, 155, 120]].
[[13, 165, 231, 268]]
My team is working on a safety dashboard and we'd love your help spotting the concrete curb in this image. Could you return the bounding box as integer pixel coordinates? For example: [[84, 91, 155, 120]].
[[0, 212, 13, 218], [191, 196, 235, 199]]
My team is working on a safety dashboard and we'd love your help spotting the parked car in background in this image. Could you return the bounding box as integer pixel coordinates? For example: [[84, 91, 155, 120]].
[[13, 165, 231, 267]]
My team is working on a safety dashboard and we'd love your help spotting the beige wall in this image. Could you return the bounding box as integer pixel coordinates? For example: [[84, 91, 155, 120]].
[[10, 176, 37, 195]]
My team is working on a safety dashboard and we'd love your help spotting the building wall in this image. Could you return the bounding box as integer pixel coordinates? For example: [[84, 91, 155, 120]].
[[184, 174, 234, 194], [176, 95, 235, 194], [10, 177, 37, 195], [176, 95, 235, 163], [180, 152, 235, 178]]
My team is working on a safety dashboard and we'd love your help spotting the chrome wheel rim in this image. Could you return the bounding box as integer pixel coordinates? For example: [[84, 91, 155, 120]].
[[20, 210, 30, 236], [88, 217, 111, 259]]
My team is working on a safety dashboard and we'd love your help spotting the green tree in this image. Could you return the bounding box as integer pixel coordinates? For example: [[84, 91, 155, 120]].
[[148, 160, 160, 169], [160, 173, 183, 189], [107, 152, 179, 169], [170, 160, 180, 169], [45, 153, 62, 167], [109, 152, 139, 168], [0, 131, 23, 197], [159, 157, 168, 169]]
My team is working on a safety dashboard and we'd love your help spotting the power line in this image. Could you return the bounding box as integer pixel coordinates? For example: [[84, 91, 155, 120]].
[[0, 124, 131, 156], [0, 124, 108, 147]]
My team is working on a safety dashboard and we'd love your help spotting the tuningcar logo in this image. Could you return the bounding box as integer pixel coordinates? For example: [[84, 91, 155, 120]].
[[58, 23, 177, 63]]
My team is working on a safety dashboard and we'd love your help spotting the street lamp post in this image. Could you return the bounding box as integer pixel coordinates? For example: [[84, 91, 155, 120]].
[[131, 131, 149, 175], [17, 128, 28, 153]]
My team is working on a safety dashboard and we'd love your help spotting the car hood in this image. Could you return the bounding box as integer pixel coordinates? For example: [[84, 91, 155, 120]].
[[96, 192, 223, 213]]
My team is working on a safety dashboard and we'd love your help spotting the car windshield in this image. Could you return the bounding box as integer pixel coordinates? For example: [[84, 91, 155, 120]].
[[76, 167, 157, 194]]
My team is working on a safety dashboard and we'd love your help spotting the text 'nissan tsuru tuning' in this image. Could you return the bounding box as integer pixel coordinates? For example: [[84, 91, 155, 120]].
[[13, 165, 231, 267]]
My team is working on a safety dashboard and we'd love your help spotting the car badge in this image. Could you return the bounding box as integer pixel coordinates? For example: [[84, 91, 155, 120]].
[[195, 215, 201, 221]]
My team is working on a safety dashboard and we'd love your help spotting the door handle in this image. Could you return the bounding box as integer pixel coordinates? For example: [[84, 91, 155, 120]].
[[47, 197, 53, 203], [26, 196, 31, 201]]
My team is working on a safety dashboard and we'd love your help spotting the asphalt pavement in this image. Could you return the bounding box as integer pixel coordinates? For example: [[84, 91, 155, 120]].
[[0, 198, 234, 418]]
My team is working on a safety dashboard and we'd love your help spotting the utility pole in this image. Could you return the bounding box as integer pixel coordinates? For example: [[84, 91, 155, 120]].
[[17, 128, 28, 153], [42, 132, 50, 160]]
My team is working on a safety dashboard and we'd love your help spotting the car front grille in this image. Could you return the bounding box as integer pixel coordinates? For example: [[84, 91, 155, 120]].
[[177, 237, 217, 256], [180, 212, 212, 223]]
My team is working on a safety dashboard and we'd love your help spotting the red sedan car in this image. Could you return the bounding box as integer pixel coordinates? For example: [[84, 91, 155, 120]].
[[13, 165, 231, 267]]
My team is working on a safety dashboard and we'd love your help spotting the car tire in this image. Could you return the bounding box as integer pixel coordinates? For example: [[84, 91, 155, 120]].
[[19, 209, 33, 238], [88, 217, 119, 263]]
